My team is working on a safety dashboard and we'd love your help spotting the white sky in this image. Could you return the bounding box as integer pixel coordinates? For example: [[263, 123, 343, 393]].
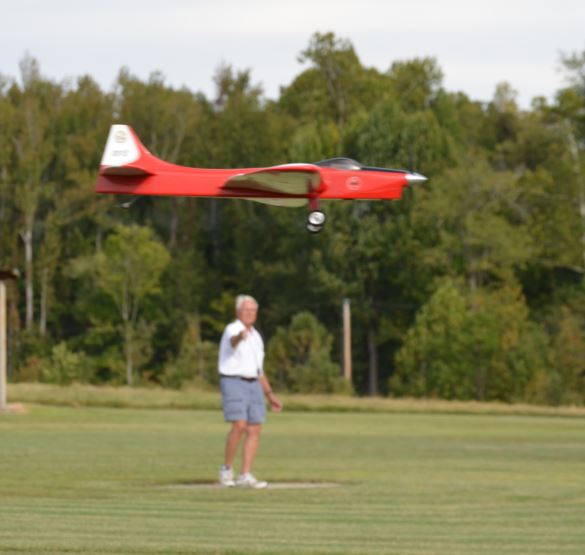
[[1, 0, 584, 108]]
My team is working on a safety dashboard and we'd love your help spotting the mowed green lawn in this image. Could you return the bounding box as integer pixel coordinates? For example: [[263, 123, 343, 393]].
[[0, 405, 584, 555]]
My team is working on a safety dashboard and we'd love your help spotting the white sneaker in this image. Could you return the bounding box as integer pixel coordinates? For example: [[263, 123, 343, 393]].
[[236, 473, 268, 489], [219, 465, 235, 487]]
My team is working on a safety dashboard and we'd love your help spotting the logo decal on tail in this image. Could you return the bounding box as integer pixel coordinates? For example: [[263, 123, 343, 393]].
[[101, 125, 140, 168]]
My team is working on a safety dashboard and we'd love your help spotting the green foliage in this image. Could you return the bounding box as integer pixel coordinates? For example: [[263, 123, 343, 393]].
[[392, 279, 551, 402], [265, 311, 350, 394], [69, 224, 170, 385], [411, 154, 535, 289], [3, 42, 585, 404], [90, 224, 170, 310], [530, 306, 585, 405], [40, 342, 94, 385], [200, 292, 239, 339], [387, 57, 444, 112], [295, 32, 364, 127], [288, 121, 341, 161], [161, 316, 218, 389], [345, 97, 455, 173]]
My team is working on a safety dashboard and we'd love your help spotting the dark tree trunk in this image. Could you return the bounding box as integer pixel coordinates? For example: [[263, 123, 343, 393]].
[[367, 326, 378, 396]]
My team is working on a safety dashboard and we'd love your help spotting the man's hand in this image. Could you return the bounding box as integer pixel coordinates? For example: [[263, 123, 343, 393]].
[[230, 328, 249, 349], [266, 391, 283, 413], [259, 375, 282, 412]]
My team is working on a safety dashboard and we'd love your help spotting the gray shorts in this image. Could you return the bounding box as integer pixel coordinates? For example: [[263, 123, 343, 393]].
[[220, 376, 266, 424]]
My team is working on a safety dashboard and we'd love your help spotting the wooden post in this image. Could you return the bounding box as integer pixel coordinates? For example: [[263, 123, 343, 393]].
[[1, 270, 19, 412], [342, 298, 352, 382], [0, 280, 6, 411]]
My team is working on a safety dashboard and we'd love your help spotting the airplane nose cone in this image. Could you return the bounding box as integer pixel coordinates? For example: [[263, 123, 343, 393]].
[[405, 172, 428, 184]]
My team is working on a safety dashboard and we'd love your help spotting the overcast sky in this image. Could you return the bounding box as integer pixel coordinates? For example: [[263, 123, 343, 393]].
[[1, 0, 584, 108]]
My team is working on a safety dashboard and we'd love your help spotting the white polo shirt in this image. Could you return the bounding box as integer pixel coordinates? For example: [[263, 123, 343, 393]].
[[218, 319, 264, 378]]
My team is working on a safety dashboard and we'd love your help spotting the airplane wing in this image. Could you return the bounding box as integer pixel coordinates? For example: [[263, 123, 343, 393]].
[[222, 164, 324, 207], [223, 164, 322, 194]]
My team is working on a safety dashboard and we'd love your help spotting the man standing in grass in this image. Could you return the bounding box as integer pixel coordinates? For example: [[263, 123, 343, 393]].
[[218, 295, 283, 488]]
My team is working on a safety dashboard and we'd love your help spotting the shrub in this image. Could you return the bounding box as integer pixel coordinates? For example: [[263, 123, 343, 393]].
[[392, 279, 551, 402], [265, 311, 350, 394], [40, 342, 94, 385], [161, 316, 218, 388]]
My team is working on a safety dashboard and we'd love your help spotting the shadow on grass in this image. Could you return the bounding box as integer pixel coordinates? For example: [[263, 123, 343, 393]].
[[160, 479, 342, 490]]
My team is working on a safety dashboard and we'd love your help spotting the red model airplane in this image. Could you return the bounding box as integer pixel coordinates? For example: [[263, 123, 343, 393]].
[[95, 125, 427, 232]]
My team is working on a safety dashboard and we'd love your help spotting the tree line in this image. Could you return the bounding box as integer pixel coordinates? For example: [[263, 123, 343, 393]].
[[1, 33, 584, 404]]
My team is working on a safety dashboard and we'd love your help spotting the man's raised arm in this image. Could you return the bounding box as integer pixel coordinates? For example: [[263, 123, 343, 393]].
[[230, 329, 249, 349]]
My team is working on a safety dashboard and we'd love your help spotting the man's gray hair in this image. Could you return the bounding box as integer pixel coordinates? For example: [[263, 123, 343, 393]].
[[235, 294, 258, 312]]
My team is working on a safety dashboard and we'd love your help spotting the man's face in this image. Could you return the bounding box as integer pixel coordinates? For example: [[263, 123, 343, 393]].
[[238, 300, 258, 327]]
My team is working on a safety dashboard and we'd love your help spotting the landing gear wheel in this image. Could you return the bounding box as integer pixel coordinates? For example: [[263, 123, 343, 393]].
[[307, 222, 323, 233], [308, 211, 326, 227]]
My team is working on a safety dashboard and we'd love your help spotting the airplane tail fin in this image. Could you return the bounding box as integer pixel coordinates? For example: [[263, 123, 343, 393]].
[[99, 125, 157, 176]]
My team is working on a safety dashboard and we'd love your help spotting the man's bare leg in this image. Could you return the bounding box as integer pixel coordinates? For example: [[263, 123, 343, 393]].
[[241, 423, 262, 475], [225, 420, 248, 468]]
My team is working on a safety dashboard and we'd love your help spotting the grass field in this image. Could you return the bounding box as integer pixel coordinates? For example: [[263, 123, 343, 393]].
[[8, 383, 585, 417], [1, 404, 584, 554]]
